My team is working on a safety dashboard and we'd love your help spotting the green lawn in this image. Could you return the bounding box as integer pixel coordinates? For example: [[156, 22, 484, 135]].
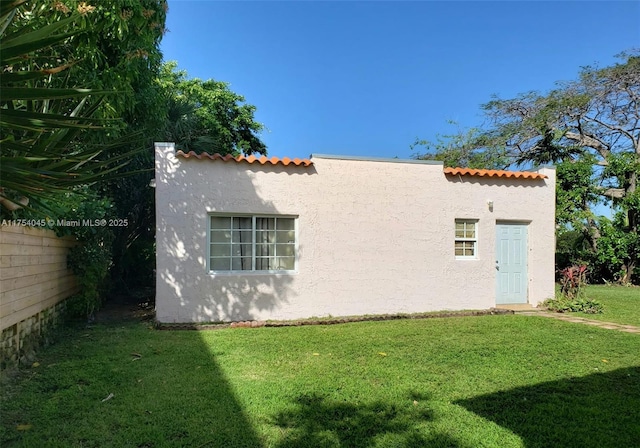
[[575, 284, 640, 327], [2, 311, 639, 448]]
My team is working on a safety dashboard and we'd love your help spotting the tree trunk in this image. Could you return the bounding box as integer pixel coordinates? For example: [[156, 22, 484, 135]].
[[620, 260, 636, 285], [583, 217, 601, 252], [623, 169, 638, 285]]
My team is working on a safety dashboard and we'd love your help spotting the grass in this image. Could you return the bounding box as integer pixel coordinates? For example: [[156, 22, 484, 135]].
[[573, 284, 640, 327], [1, 309, 639, 448]]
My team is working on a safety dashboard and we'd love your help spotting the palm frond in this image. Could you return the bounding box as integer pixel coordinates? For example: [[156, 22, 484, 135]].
[[0, 0, 140, 214]]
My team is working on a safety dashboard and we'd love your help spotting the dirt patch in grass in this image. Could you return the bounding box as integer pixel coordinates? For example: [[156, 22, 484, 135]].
[[92, 292, 155, 324], [156, 308, 515, 331]]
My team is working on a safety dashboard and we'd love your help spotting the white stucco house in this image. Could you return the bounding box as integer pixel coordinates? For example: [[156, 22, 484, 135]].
[[154, 142, 556, 323]]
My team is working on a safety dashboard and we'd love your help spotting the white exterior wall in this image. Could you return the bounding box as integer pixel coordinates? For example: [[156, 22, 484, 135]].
[[155, 142, 556, 323]]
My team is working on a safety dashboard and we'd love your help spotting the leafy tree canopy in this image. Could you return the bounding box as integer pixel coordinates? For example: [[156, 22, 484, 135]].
[[413, 51, 640, 284], [2, 0, 269, 302], [412, 124, 509, 170], [8, 0, 168, 121], [158, 61, 267, 156], [1, 0, 169, 310], [0, 0, 152, 213]]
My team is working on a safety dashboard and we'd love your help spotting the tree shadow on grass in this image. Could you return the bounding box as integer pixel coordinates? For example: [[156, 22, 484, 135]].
[[455, 366, 640, 448], [0, 322, 265, 448], [272, 392, 465, 448]]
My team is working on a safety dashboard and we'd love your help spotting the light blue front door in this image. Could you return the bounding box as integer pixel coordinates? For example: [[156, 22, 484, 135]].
[[495, 223, 528, 304]]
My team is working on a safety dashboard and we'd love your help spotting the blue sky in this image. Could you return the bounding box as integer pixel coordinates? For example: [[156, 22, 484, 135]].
[[161, 1, 639, 161]]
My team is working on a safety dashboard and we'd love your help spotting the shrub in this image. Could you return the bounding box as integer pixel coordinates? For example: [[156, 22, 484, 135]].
[[544, 264, 604, 314], [559, 265, 588, 300], [58, 190, 115, 319], [543, 296, 604, 314]]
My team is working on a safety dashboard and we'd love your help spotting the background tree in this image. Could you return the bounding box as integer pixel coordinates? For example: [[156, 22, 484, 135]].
[[412, 124, 509, 170], [413, 51, 640, 284], [0, 0, 132, 212], [158, 61, 267, 156], [2, 0, 168, 313], [2, 0, 269, 308], [108, 62, 268, 293], [0, 0, 165, 315]]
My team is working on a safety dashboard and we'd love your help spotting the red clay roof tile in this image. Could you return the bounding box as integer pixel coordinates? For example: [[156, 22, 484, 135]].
[[443, 167, 547, 180], [175, 150, 313, 167]]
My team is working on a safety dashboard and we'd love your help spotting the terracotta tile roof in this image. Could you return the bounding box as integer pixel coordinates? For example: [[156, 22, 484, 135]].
[[175, 150, 313, 167], [444, 167, 547, 180]]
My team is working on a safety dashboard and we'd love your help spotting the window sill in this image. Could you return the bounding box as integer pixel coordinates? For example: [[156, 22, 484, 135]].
[[208, 270, 298, 276]]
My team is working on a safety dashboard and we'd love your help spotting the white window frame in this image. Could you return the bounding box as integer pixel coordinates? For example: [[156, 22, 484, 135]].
[[455, 219, 478, 260], [208, 214, 298, 273]]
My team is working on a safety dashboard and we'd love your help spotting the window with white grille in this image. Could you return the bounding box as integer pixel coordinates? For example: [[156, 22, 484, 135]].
[[209, 215, 296, 272], [455, 219, 477, 259]]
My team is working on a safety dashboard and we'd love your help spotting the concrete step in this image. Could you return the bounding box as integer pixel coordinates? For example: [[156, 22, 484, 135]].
[[494, 303, 541, 312]]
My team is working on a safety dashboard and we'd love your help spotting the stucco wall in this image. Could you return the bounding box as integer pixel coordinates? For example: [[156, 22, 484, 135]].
[[155, 142, 556, 323]]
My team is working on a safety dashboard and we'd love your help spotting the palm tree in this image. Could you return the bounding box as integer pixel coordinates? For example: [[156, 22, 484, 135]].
[[0, 0, 133, 214]]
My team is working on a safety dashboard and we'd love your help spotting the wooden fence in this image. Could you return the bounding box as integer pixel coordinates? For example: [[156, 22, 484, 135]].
[[0, 225, 78, 368]]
